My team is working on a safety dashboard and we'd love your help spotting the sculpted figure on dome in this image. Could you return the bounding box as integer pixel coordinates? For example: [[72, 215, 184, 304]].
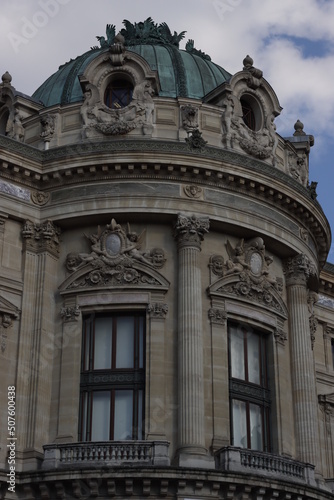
[[289, 152, 308, 187], [221, 93, 235, 148], [132, 80, 155, 125], [181, 105, 199, 131], [7, 110, 25, 142]]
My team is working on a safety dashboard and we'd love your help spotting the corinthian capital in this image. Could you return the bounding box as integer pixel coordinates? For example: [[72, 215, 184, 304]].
[[22, 220, 60, 257], [174, 214, 210, 250], [283, 254, 316, 286]]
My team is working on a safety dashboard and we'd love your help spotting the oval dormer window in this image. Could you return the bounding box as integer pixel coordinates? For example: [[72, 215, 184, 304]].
[[240, 94, 262, 131], [104, 79, 133, 109]]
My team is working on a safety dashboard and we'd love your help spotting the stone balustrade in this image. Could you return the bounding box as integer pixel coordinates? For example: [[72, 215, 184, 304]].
[[42, 441, 170, 469], [215, 447, 316, 486]]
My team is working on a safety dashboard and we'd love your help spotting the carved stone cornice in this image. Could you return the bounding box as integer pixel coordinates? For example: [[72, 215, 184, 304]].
[[174, 214, 209, 250], [283, 254, 316, 287], [22, 220, 60, 257], [147, 302, 168, 319]]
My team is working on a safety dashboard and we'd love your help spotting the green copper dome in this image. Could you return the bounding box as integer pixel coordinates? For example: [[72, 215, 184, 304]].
[[32, 19, 231, 107]]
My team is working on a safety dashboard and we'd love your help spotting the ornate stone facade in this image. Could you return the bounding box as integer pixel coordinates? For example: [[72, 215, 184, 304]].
[[0, 17, 334, 500]]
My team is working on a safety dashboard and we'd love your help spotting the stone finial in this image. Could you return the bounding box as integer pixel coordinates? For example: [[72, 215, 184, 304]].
[[242, 55, 263, 86], [2, 71, 12, 85], [243, 55, 254, 69], [293, 119, 306, 136]]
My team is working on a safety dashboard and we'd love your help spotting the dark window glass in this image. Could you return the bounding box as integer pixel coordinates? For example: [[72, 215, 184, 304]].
[[241, 98, 256, 130], [229, 323, 270, 451], [104, 80, 133, 109], [79, 313, 145, 441]]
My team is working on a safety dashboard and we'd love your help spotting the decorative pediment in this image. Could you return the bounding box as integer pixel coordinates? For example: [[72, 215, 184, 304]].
[[60, 219, 169, 295], [0, 295, 20, 322], [208, 237, 287, 320]]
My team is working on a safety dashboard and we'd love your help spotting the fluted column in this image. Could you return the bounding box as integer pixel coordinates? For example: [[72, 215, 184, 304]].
[[284, 254, 319, 467], [174, 214, 213, 468]]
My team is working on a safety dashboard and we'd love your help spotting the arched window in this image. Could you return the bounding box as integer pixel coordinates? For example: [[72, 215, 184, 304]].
[[104, 79, 133, 109]]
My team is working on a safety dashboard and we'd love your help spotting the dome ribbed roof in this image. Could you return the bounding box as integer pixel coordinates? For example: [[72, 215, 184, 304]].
[[32, 19, 231, 107]]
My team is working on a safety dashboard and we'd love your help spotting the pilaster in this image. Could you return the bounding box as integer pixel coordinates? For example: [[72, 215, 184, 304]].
[[208, 306, 230, 452], [146, 302, 169, 441], [56, 305, 82, 442], [173, 214, 213, 468], [284, 254, 320, 468], [15, 220, 60, 470]]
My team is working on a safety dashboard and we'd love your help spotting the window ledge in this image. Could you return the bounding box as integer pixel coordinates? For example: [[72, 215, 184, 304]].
[[215, 447, 316, 487], [42, 440, 170, 469]]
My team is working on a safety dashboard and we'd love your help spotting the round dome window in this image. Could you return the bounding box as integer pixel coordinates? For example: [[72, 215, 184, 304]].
[[240, 94, 262, 131], [104, 79, 133, 109]]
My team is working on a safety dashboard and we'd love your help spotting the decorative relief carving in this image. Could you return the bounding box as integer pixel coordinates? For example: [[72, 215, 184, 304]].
[[81, 79, 155, 138], [31, 191, 50, 206], [62, 219, 168, 293], [274, 328, 287, 346], [181, 105, 199, 131], [288, 152, 308, 187], [208, 308, 227, 325], [233, 118, 275, 160], [185, 129, 207, 150], [174, 214, 209, 249], [22, 220, 60, 256], [183, 185, 202, 199], [147, 302, 168, 318], [0, 296, 20, 353], [283, 254, 316, 286], [318, 394, 334, 435], [209, 255, 225, 279], [208, 238, 287, 320], [300, 228, 309, 242], [60, 306, 80, 322], [40, 114, 56, 143], [308, 291, 319, 350]]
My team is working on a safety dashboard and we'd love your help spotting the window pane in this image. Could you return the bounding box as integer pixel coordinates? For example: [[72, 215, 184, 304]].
[[116, 317, 134, 368], [137, 389, 143, 439], [247, 332, 260, 384], [81, 392, 88, 440], [114, 390, 133, 440], [139, 317, 144, 369], [83, 324, 90, 371], [94, 317, 112, 369], [232, 399, 247, 448], [91, 391, 110, 441], [250, 403, 263, 451], [230, 326, 245, 380]]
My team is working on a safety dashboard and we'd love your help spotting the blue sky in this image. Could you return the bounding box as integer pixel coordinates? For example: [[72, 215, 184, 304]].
[[1, 0, 334, 260]]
